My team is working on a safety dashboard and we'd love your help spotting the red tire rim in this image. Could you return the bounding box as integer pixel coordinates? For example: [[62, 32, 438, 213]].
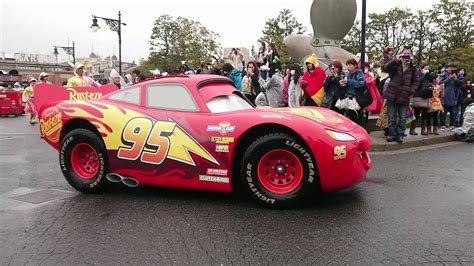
[[257, 149, 303, 194], [71, 143, 99, 180]]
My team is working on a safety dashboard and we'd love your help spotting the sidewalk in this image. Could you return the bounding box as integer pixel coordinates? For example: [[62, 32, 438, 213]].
[[370, 128, 456, 152]]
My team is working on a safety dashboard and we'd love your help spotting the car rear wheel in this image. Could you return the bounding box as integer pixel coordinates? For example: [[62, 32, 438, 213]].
[[60, 128, 109, 193], [241, 133, 318, 208]]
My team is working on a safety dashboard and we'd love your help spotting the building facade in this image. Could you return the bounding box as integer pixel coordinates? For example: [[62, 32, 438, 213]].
[[0, 52, 73, 86]]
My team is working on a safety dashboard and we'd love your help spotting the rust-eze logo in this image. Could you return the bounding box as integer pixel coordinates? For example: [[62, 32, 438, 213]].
[[66, 88, 103, 101], [40, 108, 62, 143]]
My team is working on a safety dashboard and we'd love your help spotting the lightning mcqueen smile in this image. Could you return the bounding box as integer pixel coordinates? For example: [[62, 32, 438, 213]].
[[35, 75, 372, 208]]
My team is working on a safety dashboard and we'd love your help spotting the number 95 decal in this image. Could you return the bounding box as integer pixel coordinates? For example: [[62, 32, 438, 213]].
[[118, 117, 175, 165], [334, 145, 347, 160]]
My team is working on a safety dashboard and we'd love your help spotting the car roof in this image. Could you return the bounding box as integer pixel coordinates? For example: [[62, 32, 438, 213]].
[[135, 74, 233, 90]]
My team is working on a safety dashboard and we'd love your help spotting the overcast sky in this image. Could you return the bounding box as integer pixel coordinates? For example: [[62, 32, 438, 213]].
[[0, 0, 439, 64]]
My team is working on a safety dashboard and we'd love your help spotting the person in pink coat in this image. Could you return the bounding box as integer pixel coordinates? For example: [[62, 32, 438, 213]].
[[363, 63, 383, 114]]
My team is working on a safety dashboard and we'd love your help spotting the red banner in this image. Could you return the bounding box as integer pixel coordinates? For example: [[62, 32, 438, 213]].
[[34, 84, 118, 115]]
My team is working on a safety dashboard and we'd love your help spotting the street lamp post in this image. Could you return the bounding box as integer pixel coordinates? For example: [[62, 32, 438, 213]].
[[53, 42, 75, 64], [360, 0, 367, 69], [90, 11, 126, 76]]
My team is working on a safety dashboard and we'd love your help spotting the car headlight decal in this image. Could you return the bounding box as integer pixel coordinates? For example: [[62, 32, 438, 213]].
[[325, 130, 356, 142]]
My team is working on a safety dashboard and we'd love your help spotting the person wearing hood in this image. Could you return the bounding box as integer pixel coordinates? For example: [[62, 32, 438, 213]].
[[13, 82, 23, 93], [222, 63, 242, 91], [124, 74, 133, 86], [38, 72, 52, 84], [300, 53, 326, 106], [259, 63, 283, 108], [110, 69, 124, 89], [67, 62, 100, 87]]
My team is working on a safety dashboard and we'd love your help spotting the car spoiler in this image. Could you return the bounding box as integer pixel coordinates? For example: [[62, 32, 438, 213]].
[[34, 84, 119, 116]]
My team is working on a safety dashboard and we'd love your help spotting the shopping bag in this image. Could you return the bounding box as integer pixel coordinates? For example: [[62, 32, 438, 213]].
[[405, 106, 416, 124], [376, 99, 388, 128]]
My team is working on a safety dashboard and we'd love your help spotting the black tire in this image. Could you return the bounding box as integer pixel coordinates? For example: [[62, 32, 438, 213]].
[[60, 128, 109, 193], [241, 133, 319, 208]]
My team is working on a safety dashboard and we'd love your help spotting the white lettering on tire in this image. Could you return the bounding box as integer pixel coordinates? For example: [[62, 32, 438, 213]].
[[245, 163, 276, 204], [285, 140, 315, 183]]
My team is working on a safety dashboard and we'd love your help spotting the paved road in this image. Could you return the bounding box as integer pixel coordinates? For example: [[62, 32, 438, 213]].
[[1, 116, 473, 265]]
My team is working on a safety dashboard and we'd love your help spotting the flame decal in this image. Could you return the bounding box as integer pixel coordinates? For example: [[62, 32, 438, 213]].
[[61, 101, 144, 148], [61, 101, 219, 167]]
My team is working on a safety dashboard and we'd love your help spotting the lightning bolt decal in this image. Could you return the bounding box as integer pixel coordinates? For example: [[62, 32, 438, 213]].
[[167, 124, 220, 166]]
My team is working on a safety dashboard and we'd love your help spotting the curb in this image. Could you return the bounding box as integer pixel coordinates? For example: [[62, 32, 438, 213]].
[[370, 132, 456, 152]]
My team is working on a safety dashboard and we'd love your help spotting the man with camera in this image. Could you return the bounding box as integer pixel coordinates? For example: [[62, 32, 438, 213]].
[[228, 48, 244, 71], [440, 63, 465, 129], [383, 46, 420, 143]]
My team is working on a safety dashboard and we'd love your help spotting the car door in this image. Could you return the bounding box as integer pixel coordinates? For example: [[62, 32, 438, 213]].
[[128, 83, 232, 192]]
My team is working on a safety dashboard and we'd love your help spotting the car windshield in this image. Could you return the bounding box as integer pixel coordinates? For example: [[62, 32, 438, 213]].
[[206, 94, 254, 113]]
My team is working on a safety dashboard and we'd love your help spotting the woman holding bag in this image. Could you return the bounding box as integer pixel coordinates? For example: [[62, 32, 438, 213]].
[[322, 61, 345, 111], [338, 59, 366, 125]]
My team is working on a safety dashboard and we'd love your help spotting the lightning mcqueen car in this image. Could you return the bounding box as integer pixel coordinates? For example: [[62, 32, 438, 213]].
[[35, 75, 372, 208]]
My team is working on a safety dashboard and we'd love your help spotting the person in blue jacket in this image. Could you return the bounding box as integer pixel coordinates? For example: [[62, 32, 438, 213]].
[[440, 63, 465, 128], [339, 58, 366, 125], [222, 63, 242, 91]]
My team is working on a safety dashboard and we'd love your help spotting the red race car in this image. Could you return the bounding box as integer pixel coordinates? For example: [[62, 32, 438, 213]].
[[35, 75, 372, 208]]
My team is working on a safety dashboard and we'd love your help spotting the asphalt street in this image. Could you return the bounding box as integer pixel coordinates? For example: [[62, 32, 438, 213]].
[[1, 115, 473, 265]]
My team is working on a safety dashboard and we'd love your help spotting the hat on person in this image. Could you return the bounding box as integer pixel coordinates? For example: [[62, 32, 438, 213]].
[[446, 62, 457, 68], [110, 69, 120, 79], [39, 72, 49, 79], [305, 53, 319, 67], [14, 82, 21, 87], [68, 61, 84, 73], [29, 77, 37, 82]]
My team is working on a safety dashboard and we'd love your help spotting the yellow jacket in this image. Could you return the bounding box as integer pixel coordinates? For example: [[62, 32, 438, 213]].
[[67, 76, 86, 87], [22, 86, 34, 103]]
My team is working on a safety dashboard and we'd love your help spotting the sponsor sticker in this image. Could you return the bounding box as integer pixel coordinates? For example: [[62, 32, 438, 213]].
[[215, 144, 229, 153], [40, 108, 62, 143], [334, 145, 347, 160], [206, 121, 235, 135], [206, 168, 228, 176], [210, 136, 235, 144], [199, 175, 230, 183], [66, 88, 103, 101]]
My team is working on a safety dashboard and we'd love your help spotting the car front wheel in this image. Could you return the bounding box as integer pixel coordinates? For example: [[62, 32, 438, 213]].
[[241, 133, 318, 208]]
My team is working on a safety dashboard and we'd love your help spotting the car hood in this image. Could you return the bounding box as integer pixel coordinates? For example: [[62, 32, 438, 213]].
[[252, 107, 359, 132]]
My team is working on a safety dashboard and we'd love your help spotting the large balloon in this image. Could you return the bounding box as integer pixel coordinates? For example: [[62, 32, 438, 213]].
[[310, 0, 357, 47], [284, 0, 358, 66]]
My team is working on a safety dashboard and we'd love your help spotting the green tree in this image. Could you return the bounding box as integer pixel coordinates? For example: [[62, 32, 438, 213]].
[[259, 9, 307, 67], [341, 20, 361, 55], [366, 7, 417, 57], [428, 0, 474, 71], [433, 0, 473, 50], [142, 15, 221, 72]]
